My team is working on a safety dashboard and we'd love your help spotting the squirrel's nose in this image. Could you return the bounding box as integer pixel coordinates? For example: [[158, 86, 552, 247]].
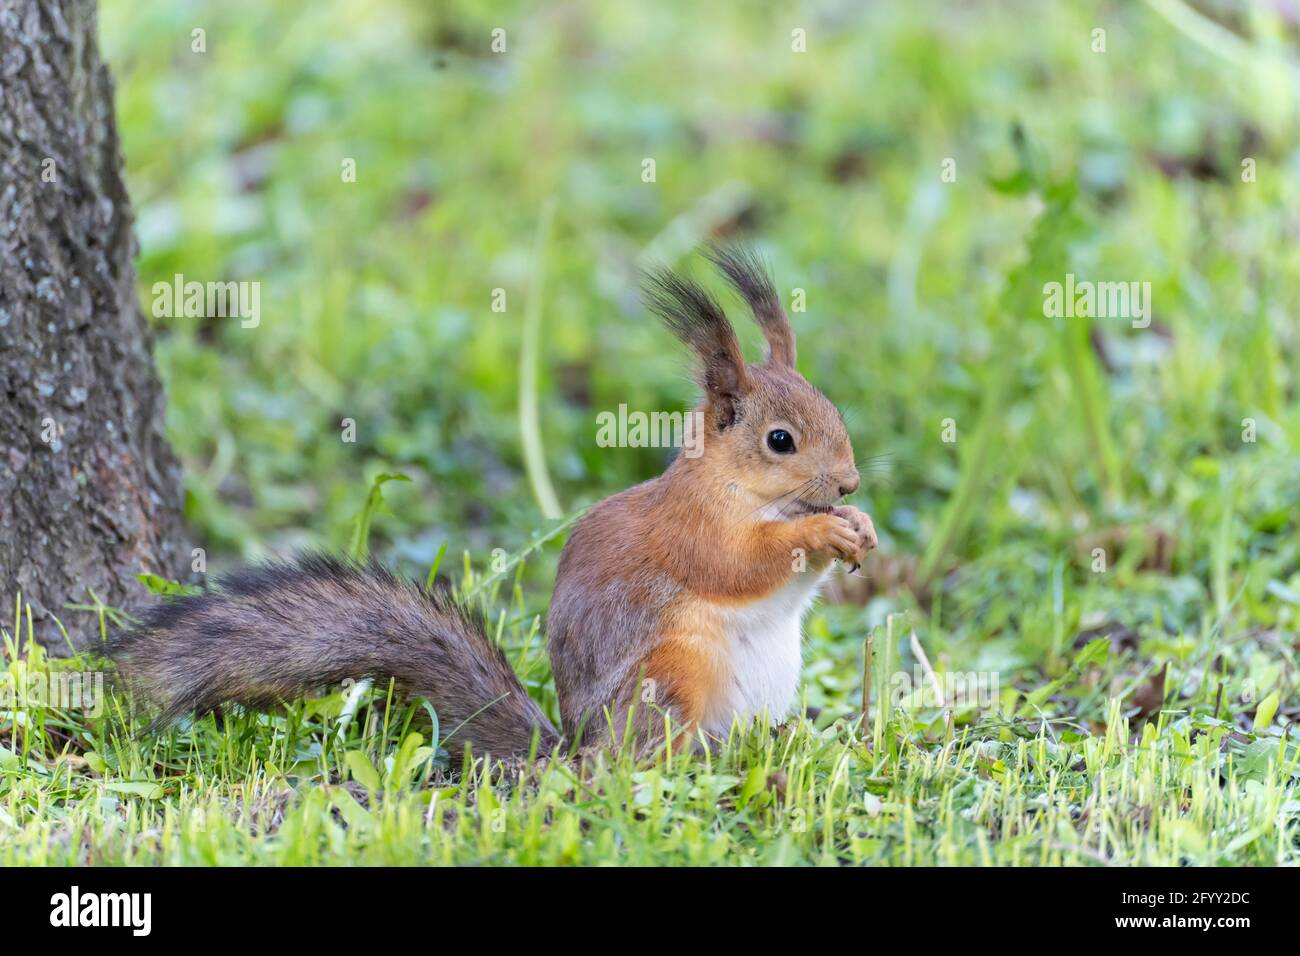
[[838, 474, 860, 497]]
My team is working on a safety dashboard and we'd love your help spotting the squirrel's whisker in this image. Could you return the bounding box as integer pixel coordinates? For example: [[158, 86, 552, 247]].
[[741, 478, 817, 522]]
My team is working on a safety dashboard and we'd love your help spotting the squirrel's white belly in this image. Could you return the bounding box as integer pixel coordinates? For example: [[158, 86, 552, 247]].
[[703, 569, 828, 736]]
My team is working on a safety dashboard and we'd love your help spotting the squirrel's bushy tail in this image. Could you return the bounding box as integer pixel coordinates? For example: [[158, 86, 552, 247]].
[[107, 554, 561, 758]]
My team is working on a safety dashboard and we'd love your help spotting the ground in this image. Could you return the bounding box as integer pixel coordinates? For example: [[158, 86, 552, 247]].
[[1, 0, 1298, 864]]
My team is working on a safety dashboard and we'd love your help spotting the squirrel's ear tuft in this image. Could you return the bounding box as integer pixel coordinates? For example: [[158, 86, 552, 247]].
[[643, 266, 749, 426], [706, 244, 796, 368]]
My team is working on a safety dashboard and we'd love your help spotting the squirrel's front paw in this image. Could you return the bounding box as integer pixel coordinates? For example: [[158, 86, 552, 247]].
[[832, 506, 877, 568], [800, 512, 859, 563]]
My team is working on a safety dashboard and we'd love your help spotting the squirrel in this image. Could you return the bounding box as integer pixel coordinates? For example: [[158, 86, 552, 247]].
[[107, 246, 877, 758]]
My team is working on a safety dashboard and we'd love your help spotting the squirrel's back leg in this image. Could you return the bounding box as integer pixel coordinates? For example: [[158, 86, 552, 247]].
[[561, 627, 720, 756], [621, 607, 729, 752]]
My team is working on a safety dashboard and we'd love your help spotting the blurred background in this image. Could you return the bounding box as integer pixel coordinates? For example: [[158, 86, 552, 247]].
[[99, 0, 1299, 697]]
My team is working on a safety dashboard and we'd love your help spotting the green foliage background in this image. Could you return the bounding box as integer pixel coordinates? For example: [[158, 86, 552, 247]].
[[103, 0, 1298, 590], [5, 0, 1290, 865]]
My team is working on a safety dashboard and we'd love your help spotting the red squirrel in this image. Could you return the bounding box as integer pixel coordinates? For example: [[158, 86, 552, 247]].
[[109, 247, 877, 756]]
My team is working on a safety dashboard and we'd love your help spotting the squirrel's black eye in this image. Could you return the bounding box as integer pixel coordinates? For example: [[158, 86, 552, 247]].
[[766, 429, 796, 454]]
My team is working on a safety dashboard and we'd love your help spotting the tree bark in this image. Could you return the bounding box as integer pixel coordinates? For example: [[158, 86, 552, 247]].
[[0, 0, 185, 651]]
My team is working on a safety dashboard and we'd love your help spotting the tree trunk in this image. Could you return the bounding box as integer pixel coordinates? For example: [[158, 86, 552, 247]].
[[0, 0, 185, 651]]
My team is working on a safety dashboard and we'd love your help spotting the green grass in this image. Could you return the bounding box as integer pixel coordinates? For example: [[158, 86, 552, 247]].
[[2, 0, 1298, 864], [2, 588, 1297, 865]]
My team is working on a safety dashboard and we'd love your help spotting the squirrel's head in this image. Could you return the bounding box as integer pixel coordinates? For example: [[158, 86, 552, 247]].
[[645, 246, 858, 518]]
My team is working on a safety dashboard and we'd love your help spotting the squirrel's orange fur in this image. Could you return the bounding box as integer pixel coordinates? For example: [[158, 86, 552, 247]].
[[547, 247, 875, 748]]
